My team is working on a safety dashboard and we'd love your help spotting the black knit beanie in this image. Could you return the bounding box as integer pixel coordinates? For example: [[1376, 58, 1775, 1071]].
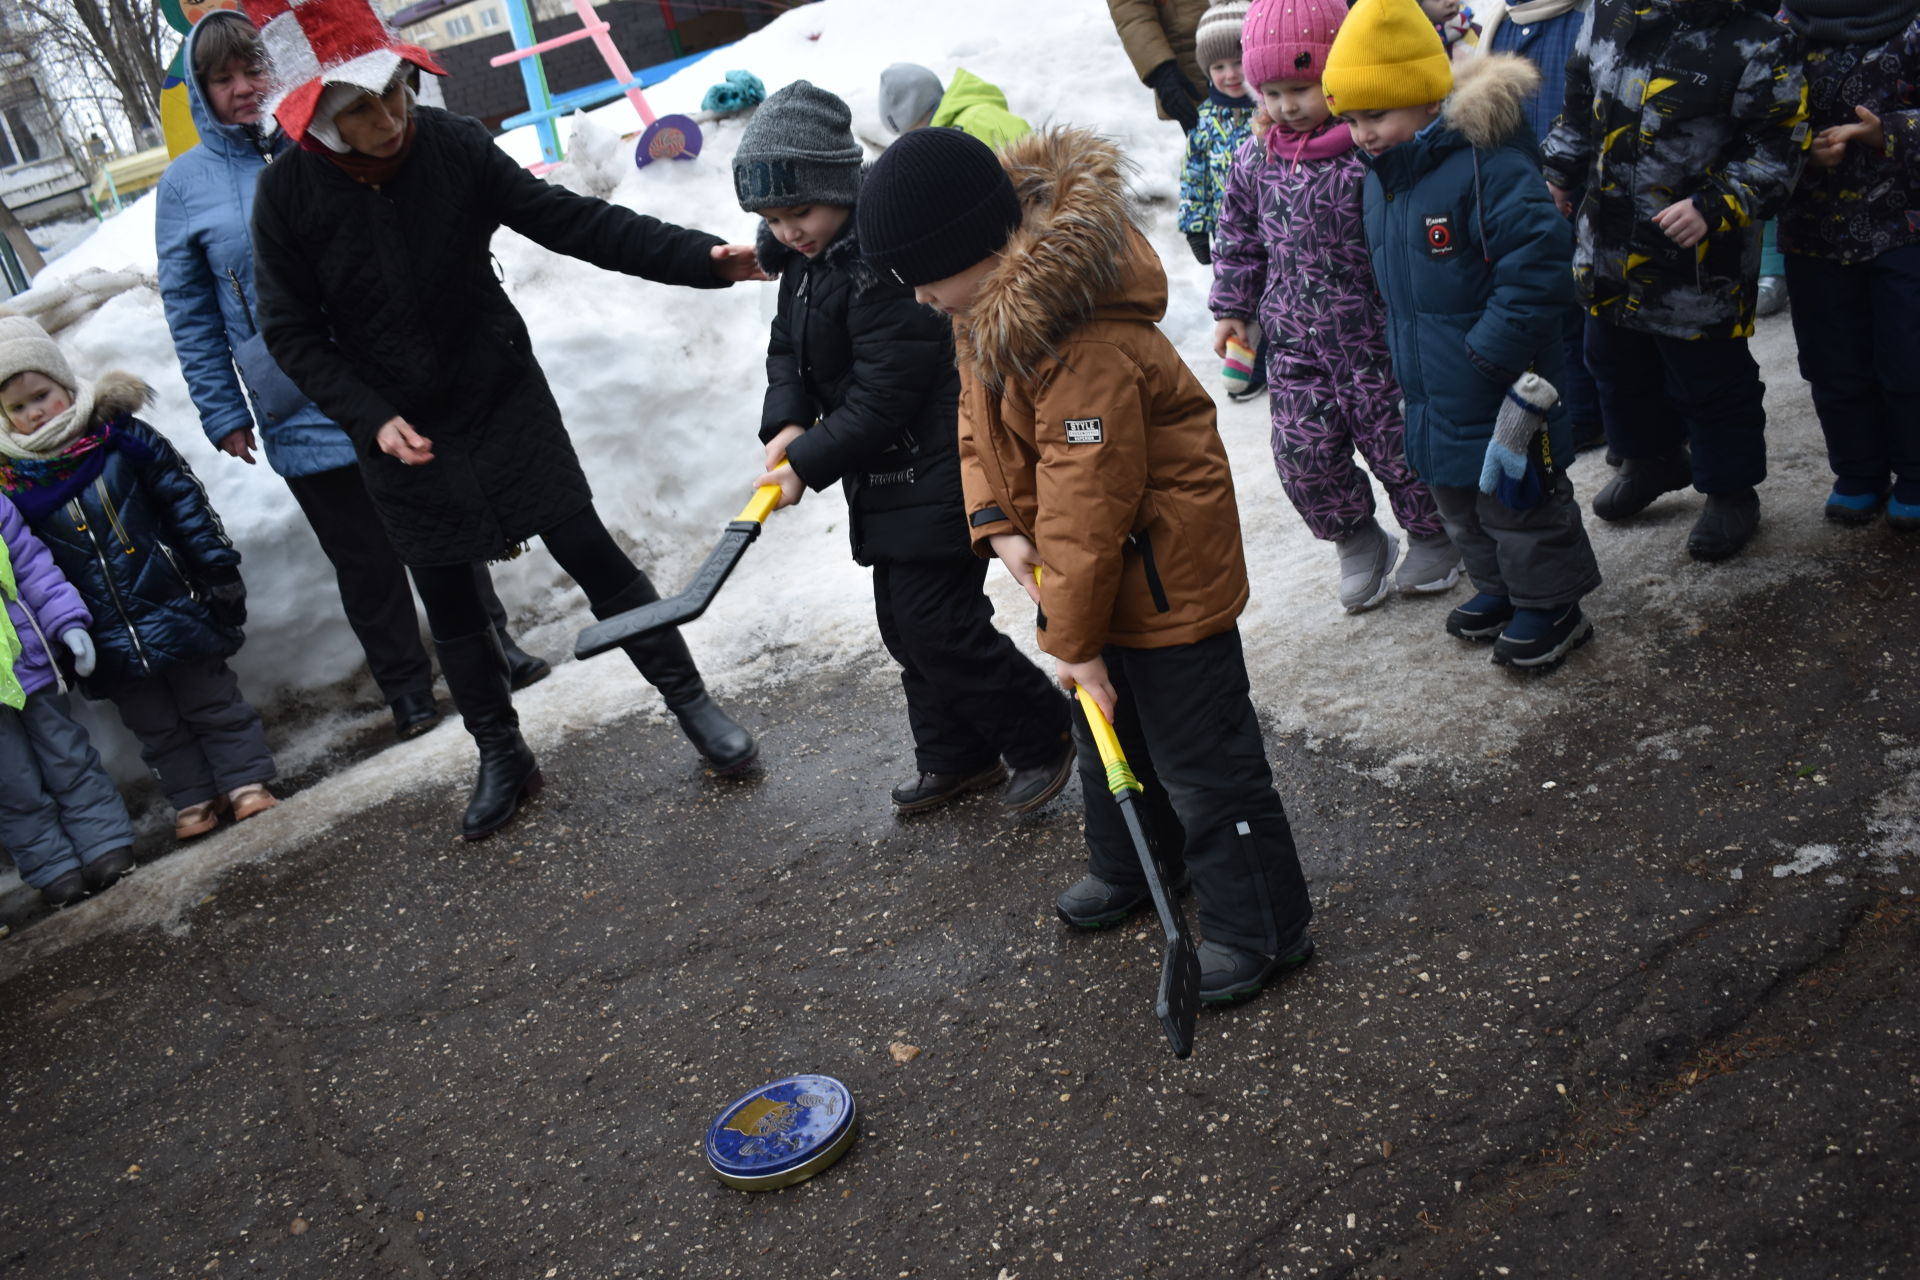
[[856, 127, 1022, 287]]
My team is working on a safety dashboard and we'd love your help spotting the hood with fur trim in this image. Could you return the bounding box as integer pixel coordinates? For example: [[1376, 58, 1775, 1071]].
[[89, 371, 155, 429], [955, 128, 1162, 389], [1437, 52, 1540, 151], [753, 215, 881, 292]]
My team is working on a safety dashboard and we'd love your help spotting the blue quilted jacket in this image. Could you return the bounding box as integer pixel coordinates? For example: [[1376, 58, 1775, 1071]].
[[154, 15, 356, 478]]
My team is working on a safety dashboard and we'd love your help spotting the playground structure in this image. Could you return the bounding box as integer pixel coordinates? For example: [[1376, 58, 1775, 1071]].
[[490, 0, 707, 172]]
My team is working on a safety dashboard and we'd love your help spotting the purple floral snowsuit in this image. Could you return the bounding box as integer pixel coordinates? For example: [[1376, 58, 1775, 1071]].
[[1211, 122, 1444, 543]]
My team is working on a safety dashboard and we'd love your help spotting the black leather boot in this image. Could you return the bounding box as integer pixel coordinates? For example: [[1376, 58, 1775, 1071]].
[[436, 628, 542, 840], [496, 630, 553, 691], [592, 575, 757, 774]]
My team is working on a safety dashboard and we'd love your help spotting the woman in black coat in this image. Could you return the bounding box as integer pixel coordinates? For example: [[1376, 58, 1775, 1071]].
[[249, 27, 763, 840]]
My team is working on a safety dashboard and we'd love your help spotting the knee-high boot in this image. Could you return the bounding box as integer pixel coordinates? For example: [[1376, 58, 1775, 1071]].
[[436, 628, 542, 839], [591, 574, 757, 774]]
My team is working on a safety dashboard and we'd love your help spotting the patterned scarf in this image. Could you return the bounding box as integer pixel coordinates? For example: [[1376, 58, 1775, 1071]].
[[0, 426, 146, 522]]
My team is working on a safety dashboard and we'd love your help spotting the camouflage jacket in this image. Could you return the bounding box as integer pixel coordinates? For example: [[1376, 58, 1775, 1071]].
[[1540, 0, 1809, 339]]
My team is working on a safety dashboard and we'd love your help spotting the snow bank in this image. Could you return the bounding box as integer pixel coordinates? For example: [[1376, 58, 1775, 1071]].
[[0, 0, 1867, 942]]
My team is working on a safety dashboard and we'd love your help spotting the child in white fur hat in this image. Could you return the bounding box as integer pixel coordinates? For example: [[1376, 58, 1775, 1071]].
[[0, 316, 279, 841]]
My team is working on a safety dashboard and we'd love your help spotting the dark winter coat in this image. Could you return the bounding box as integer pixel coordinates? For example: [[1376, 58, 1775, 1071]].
[[1777, 15, 1920, 264], [952, 130, 1249, 665], [250, 105, 728, 566], [154, 14, 357, 479], [756, 219, 969, 567], [0, 376, 244, 698], [0, 493, 90, 699], [1539, 0, 1809, 340], [1362, 56, 1577, 489]]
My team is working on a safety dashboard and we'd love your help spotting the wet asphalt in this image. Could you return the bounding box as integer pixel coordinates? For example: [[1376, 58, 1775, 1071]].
[[1, 534, 1917, 1279]]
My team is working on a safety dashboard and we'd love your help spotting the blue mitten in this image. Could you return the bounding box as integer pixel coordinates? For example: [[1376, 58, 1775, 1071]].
[[701, 71, 766, 115], [1479, 372, 1560, 508]]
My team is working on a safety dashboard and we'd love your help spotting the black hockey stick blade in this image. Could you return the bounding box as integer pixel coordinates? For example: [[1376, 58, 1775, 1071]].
[[573, 521, 761, 659], [1118, 794, 1199, 1058]]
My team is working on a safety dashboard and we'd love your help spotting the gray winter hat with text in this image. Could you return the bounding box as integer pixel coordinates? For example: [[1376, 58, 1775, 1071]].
[[733, 79, 863, 212]]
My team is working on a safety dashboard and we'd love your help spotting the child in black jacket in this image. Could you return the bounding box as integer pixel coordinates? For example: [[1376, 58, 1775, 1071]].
[[736, 82, 1071, 814]]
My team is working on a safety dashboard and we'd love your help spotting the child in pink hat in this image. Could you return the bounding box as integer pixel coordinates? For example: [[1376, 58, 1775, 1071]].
[[1211, 0, 1458, 613]]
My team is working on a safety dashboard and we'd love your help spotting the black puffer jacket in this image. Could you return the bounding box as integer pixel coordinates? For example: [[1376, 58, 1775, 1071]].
[[5, 376, 243, 696], [251, 106, 728, 566], [757, 218, 968, 566]]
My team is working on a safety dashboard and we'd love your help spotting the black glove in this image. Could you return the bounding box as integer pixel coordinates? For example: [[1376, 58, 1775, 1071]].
[[1186, 231, 1213, 266], [206, 579, 248, 629], [1144, 60, 1202, 133]]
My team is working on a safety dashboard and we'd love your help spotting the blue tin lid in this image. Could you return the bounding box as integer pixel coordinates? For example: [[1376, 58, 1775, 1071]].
[[705, 1074, 858, 1191]]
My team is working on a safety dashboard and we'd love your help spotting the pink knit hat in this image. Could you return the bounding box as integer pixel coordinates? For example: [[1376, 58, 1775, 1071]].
[[1241, 0, 1349, 87]]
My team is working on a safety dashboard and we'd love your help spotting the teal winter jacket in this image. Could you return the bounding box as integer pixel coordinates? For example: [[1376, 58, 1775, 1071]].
[[1360, 55, 1576, 490]]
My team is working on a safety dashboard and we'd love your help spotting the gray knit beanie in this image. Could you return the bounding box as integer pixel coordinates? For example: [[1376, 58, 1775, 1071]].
[[732, 80, 863, 212], [879, 63, 944, 134], [0, 316, 76, 396]]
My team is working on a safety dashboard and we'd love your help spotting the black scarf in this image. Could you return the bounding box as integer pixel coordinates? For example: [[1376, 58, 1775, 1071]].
[[1781, 0, 1920, 43]]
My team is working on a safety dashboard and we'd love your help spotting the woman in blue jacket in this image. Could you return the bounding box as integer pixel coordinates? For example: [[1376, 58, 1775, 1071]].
[[154, 10, 547, 744]]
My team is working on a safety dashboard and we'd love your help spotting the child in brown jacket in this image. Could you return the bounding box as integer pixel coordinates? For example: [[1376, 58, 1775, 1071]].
[[857, 126, 1316, 1004]]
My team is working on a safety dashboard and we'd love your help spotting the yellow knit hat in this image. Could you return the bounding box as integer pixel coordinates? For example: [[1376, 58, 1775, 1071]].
[[1321, 0, 1453, 115]]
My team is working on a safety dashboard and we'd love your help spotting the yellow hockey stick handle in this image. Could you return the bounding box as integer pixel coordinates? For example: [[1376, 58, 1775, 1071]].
[[1076, 689, 1140, 797], [736, 462, 790, 525]]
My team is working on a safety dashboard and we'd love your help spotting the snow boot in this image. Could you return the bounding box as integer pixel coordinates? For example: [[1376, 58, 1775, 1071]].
[[890, 763, 1007, 814], [1197, 935, 1315, 1004], [1686, 488, 1760, 562], [1446, 592, 1515, 642], [229, 783, 278, 822], [1492, 602, 1592, 673], [1824, 486, 1884, 526], [497, 631, 552, 691], [592, 575, 757, 774], [1395, 531, 1462, 595], [437, 628, 542, 840], [81, 846, 134, 892], [1592, 449, 1691, 521], [1056, 873, 1151, 929], [1889, 494, 1920, 532], [174, 800, 220, 840], [1003, 739, 1075, 813], [1334, 520, 1399, 613], [391, 689, 442, 741], [40, 869, 88, 909]]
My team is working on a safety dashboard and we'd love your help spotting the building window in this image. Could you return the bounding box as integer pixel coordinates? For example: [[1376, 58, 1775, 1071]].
[[6, 108, 40, 164], [480, 6, 501, 28], [445, 14, 474, 37]]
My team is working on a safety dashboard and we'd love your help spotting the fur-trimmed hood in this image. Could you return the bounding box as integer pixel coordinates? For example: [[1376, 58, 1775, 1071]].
[[753, 215, 881, 292], [955, 128, 1162, 388], [90, 371, 155, 428], [1437, 53, 1540, 151]]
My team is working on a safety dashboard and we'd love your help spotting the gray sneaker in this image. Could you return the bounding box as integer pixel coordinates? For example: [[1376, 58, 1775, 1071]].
[[1395, 531, 1462, 594], [1335, 522, 1399, 612]]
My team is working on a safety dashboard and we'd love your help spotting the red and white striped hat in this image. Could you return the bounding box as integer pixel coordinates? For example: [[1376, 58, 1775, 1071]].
[[240, 0, 446, 143]]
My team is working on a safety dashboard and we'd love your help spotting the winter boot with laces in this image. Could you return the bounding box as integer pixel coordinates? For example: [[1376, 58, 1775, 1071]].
[[1334, 520, 1399, 613], [592, 575, 757, 774], [1395, 531, 1462, 595], [437, 627, 542, 840]]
